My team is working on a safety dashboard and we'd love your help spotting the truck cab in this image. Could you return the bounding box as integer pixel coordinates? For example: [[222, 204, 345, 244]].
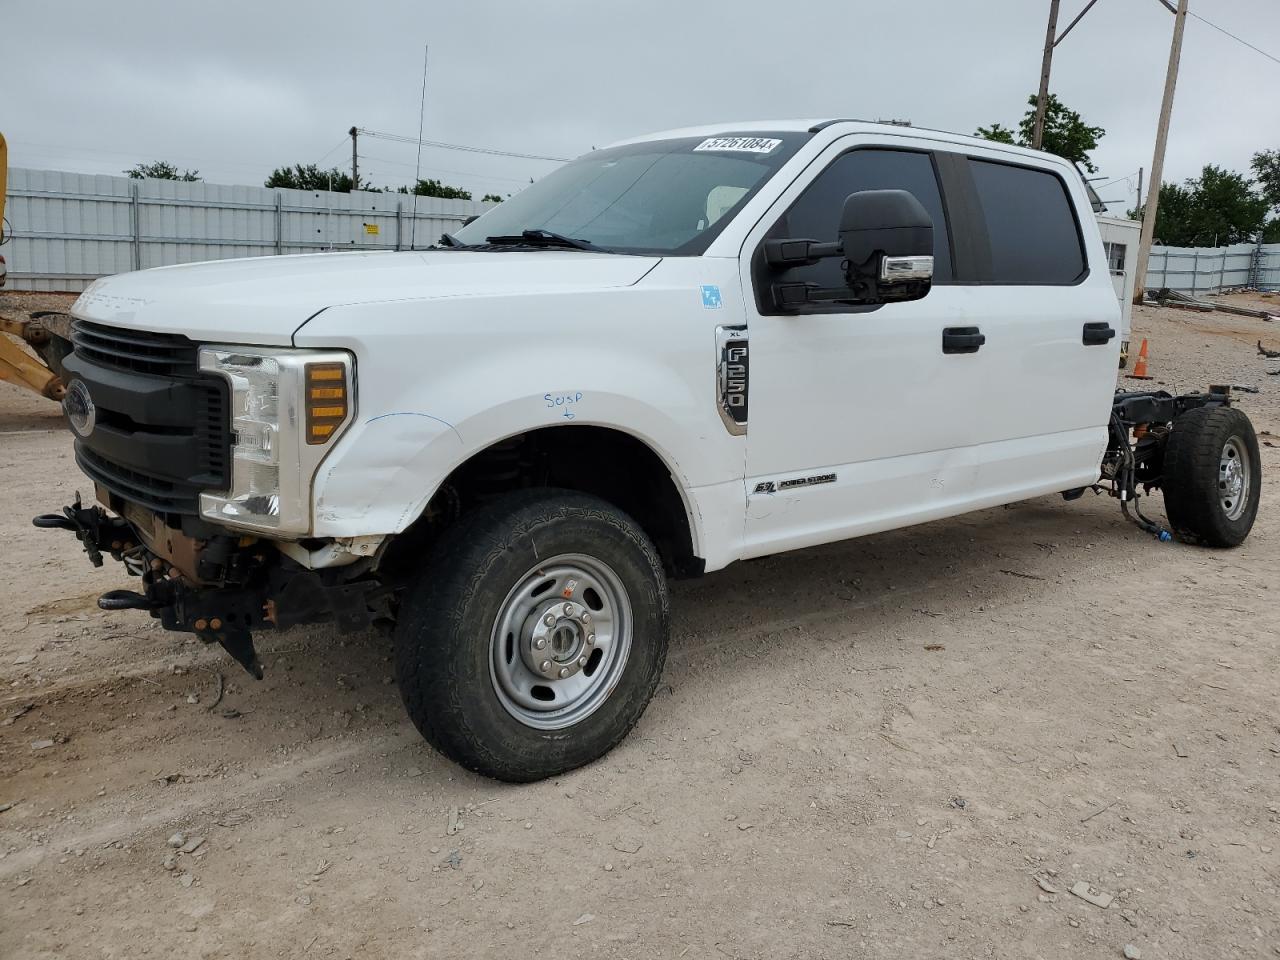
[[40, 120, 1261, 781]]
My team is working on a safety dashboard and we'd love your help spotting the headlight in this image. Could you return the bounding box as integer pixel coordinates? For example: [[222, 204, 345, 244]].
[[198, 346, 355, 534]]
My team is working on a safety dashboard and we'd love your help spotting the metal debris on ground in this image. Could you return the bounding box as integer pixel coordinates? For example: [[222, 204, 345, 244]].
[[1, 704, 34, 726], [999, 569, 1046, 581], [206, 672, 225, 711], [1081, 798, 1121, 823], [1157, 289, 1277, 320], [1069, 881, 1114, 908]]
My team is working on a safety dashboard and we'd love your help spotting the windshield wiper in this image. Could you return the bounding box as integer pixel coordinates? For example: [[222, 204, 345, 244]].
[[484, 229, 605, 252]]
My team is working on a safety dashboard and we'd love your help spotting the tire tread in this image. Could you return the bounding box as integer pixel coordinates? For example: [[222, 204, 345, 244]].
[[394, 489, 668, 782], [1161, 406, 1260, 548]]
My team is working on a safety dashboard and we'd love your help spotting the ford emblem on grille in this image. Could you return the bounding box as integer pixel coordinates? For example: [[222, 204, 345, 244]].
[[64, 379, 97, 439]]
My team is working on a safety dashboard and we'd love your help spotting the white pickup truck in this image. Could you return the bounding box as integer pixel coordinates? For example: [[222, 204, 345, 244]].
[[38, 120, 1261, 781]]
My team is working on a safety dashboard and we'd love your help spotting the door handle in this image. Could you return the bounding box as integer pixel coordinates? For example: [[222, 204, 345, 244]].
[[1082, 322, 1116, 345], [942, 326, 985, 354]]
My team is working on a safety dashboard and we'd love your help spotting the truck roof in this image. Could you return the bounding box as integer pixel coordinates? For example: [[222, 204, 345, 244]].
[[605, 119, 1071, 170]]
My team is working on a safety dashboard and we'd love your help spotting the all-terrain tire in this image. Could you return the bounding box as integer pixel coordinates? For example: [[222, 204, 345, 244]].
[[394, 489, 669, 782], [1162, 406, 1261, 547]]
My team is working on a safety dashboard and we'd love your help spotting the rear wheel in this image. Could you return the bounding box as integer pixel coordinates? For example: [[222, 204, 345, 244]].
[[394, 490, 669, 782], [1161, 406, 1261, 547]]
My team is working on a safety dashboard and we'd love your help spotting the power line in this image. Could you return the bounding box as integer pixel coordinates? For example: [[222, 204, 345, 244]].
[[359, 152, 531, 185], [1189, 12, 1280, 67], [313, 136, 350, 167], [360, 128, 571, 164], [1092, 169, 1140, 191]]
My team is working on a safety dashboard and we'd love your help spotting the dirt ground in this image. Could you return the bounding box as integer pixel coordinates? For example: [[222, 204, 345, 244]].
[[2, 290, 1279, 960]]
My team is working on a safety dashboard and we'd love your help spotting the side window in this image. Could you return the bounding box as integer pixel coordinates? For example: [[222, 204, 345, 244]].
[[769, 149, 952, 286], [1104, 240, 1126, 274], [968, 160, 1085, 284]]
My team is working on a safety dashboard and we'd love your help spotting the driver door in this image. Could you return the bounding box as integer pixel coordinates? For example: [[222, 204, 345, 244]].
[[738, 139, 982, 558]]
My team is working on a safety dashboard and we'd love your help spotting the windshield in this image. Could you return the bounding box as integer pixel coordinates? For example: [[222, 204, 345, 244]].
[[451, 132, 810, 255]]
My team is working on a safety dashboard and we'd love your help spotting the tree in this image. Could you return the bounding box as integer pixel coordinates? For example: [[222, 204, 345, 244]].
[[975, 94, 1105, 172], [482, 193, 504, 203], [1252, 149, 1280, 210], [265, 164, 371, 193], [126, 161, 200, 181], [406, 178, 472, 200], [1130, 165, 1269, 247], [1252, 149, 1280, 242], [973, 122, 1017, 146]]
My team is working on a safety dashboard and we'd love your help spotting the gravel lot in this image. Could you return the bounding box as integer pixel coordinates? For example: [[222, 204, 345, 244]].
[[2, 290, 1279, 960]]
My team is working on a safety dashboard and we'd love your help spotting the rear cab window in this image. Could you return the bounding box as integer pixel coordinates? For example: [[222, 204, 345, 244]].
[[965, 158, 1087, 285]]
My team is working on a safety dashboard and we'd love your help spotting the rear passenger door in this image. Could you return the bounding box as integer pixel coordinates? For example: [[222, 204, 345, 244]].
[[940, 150, 1121, 502]]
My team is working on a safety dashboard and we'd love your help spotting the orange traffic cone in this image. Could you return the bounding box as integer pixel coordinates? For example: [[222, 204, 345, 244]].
[[1128, 338, 1152, 380]]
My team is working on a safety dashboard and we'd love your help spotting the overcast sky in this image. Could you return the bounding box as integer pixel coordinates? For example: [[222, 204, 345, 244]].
[[5, 0, 1278, 213]]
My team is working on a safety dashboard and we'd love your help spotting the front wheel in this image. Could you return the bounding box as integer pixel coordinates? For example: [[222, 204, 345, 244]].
[[1162, 406, 1262, 547], [394, 490, 669, 782]]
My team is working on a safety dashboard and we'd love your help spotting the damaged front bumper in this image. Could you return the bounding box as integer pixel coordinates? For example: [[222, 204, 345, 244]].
[[33, 495, 392, 678]]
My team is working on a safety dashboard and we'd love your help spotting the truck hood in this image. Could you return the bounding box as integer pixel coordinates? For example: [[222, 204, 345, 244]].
[[71, 250, 661, 345]]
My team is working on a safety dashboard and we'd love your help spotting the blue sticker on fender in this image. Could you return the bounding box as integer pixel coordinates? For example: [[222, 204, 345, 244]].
[[700, 285, 723, 309]]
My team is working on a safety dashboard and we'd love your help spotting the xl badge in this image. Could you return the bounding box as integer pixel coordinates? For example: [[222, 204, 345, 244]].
[[64, 380, 97, 439]]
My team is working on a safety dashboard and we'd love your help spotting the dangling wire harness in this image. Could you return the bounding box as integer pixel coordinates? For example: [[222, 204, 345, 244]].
[[1108, 413, 1172, 542]]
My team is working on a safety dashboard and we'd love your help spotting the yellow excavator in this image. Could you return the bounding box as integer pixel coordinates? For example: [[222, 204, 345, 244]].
[[0, 131, 74, 401]]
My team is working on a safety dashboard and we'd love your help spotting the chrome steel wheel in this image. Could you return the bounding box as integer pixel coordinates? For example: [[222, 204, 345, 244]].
[[490, 553, 632, 730], [1219, 436, 1251, 521]]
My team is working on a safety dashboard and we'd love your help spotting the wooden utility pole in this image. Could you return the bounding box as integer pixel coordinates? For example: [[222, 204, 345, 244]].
[[1032, 0, 1062, 148], [349, 126, 359, 191], [1133, 0, 1189, 303], [1135, 167, 1144, 220], [1032, 0, 1104, 149]]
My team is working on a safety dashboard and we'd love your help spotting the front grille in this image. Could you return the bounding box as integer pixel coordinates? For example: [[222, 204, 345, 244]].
[[71, 320, 197, 377], [77, 448, 197, 514], [66, 320, 230, 515], [201, 385, 229, 480]]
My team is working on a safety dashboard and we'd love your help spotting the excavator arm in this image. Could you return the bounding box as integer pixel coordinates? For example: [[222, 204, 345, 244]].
[[1, 313, 72, 400], [0, 131, 74, 402]]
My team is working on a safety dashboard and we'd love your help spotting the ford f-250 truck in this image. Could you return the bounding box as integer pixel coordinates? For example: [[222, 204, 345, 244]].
[[36, 120, 1261, 782]]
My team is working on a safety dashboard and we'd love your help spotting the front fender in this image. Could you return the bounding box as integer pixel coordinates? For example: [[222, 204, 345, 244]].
[[299, 291, 744, 550]]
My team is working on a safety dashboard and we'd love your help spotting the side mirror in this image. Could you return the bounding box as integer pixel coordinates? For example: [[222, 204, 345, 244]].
[[838, 189, 934, 301], [763, 188, 934, 309]]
